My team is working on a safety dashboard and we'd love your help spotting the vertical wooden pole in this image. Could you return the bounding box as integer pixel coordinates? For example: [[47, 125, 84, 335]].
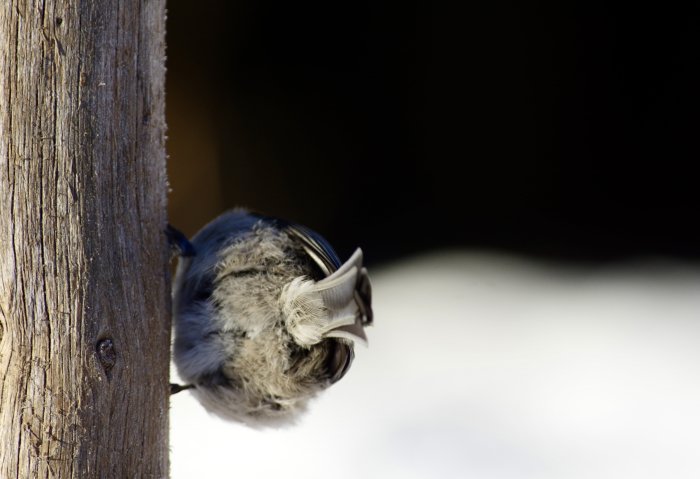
[[0, 0, 169, 476]]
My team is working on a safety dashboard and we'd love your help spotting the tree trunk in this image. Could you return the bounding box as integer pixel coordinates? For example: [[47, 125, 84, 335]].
[[0, 1, 169, 477]]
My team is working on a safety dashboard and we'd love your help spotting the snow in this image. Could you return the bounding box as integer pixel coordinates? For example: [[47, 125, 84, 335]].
[[171, 252, 700, 479]]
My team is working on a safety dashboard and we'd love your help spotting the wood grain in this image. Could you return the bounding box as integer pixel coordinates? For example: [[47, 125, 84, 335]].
[[0, 1, 169, 476]]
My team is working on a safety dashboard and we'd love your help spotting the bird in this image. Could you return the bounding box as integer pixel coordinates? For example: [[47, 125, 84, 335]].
[[167, 209, 372, 427]]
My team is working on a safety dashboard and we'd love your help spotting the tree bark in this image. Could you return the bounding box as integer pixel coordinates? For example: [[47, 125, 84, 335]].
[[0, 1, 169, 477]]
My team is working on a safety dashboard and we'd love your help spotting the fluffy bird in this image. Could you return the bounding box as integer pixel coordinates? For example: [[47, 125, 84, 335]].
[[169, 209, 372, 427]]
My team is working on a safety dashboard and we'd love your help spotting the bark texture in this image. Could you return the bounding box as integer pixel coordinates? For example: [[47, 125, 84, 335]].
[[0, 1, 169, 477]]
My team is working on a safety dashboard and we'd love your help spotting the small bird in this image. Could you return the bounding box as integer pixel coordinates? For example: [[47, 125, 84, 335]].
[[168, 209, 372, 427]]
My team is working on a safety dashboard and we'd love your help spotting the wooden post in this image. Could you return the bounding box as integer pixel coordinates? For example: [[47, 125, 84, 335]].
[[0, 1, 169, 477]]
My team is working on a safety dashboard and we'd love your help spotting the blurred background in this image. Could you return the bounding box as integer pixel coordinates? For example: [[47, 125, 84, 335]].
[[166, 2, 700, 478], [166, 1, 699, 265]]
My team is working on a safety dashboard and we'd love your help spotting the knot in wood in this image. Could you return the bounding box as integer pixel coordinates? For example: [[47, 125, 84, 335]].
[[96, 338, 117, 375]]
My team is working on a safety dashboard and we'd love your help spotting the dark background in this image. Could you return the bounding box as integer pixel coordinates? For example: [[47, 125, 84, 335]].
[[166, 2, 700, 267]]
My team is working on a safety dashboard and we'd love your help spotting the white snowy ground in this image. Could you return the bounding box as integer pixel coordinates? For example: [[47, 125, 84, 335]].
[[170, 252, 700, 479]]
